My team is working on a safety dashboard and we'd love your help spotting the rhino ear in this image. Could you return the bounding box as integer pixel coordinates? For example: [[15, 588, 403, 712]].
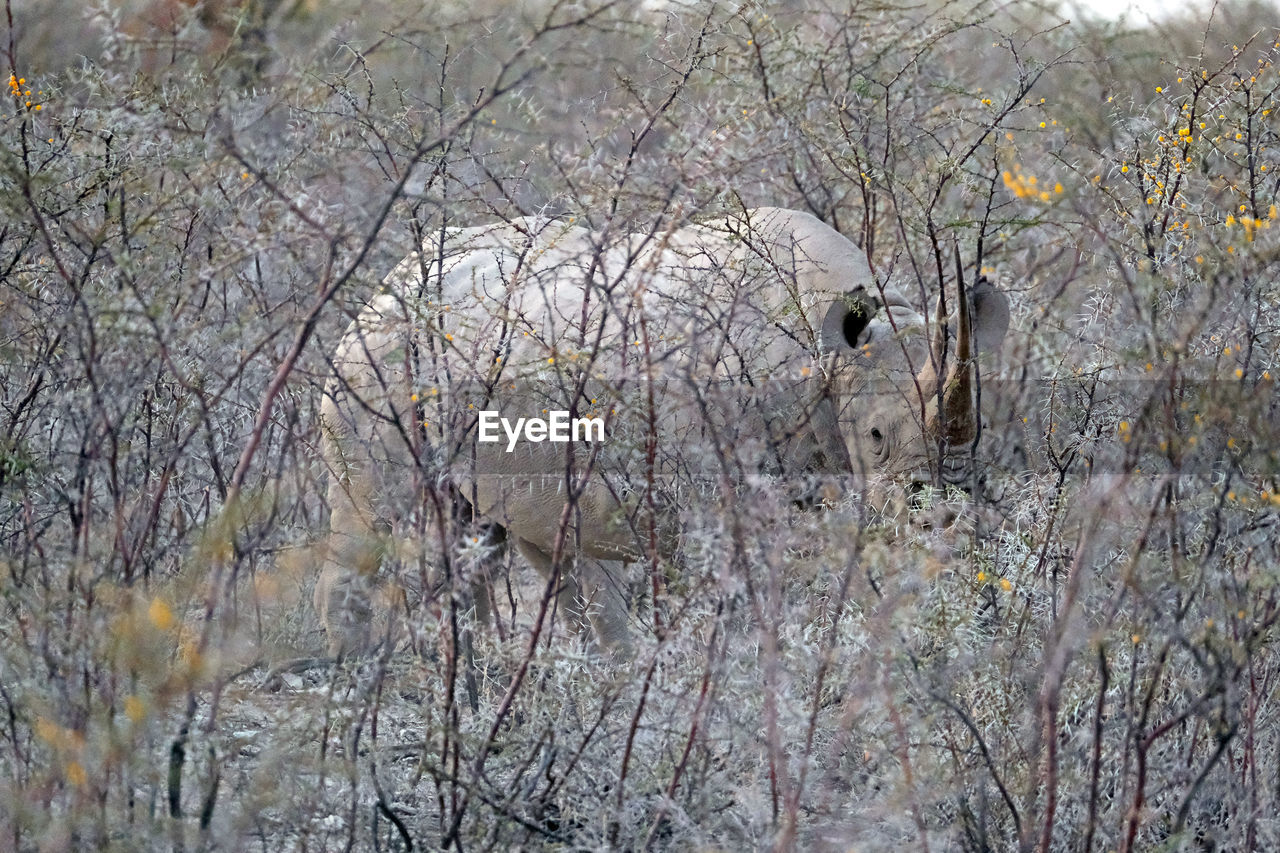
[[970, 277, 1010, 355], [821, 289, 876, 350]]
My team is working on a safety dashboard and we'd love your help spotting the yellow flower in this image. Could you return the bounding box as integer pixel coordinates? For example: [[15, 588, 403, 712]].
[[999, 578, 1012, 592], [148, 598, 175, 631], [67, 762, 87, 788], [124, 696, 146, 723]]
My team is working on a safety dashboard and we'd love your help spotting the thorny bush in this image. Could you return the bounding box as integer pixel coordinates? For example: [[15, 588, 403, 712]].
[[1, 0, 1278, 850]]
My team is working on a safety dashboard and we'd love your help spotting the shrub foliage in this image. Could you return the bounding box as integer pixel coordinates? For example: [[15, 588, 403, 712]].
[[1, 0, 1278, 849]]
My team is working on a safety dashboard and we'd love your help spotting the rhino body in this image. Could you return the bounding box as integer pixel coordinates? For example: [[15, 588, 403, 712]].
[[317, 207, 1009, 655]]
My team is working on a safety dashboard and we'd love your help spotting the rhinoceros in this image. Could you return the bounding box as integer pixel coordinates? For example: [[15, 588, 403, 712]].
[[315, 207, 1010, 656]]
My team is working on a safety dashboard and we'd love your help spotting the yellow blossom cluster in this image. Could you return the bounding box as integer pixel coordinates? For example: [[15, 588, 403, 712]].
[[7, 73, 42, 111], [1223, 206, 1279, 240], [409, 387, 441, 403], [975, 570, 1014, 592], [35, 716, 88, 788], [1222, 488, 1280, 508], [1002, 165, 1063, 202], [1096, 52, 1280, 265]]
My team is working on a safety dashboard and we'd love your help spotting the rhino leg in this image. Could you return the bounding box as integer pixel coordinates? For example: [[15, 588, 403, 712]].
[[459, 520, 505, 629], [515, 538, 633, 658], [314, 562, 374, 657]]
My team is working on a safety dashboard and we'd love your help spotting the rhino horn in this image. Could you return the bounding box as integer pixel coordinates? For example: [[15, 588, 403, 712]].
[[919, 251, 977, 446]]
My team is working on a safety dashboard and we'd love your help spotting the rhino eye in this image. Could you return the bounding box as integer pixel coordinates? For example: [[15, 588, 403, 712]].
[[870, 427, 884, 442]]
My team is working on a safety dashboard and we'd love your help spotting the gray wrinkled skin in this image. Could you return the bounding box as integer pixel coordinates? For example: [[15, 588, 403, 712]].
[[317, 207, 1010, 656]]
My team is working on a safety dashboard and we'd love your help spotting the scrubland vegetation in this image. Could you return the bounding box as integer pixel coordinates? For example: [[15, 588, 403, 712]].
[[2, 0, 1279, 848]]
